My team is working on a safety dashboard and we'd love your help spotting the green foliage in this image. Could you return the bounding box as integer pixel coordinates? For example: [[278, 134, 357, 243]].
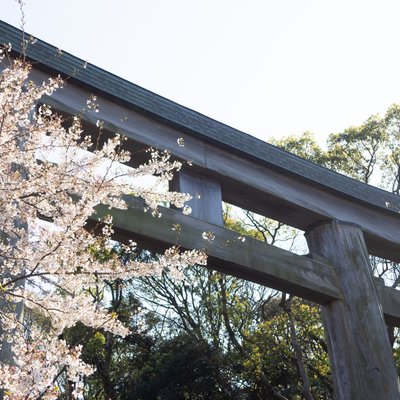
[[392, 329, 400, 370], [133, 334, 234, 400], [269, 131, 327, 165], [383, 104, 400, 194], [244, 300, 332, 399], [326, 114, 388, 183]]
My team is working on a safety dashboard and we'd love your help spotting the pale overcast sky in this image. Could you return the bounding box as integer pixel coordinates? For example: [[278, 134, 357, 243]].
[[3, 0, 400, 145]]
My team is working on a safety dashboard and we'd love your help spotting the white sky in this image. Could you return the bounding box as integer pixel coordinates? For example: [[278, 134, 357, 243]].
[[3, 0, 400, 145]]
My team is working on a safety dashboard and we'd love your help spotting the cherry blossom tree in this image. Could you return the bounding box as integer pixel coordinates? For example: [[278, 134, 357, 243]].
[[0, 48, 206, 399]]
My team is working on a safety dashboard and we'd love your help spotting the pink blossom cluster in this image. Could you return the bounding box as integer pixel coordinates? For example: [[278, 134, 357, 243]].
[[0, 51, 206, 399]]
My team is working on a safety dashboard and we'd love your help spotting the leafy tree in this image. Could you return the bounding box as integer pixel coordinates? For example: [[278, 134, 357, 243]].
[[383, 104, 400, 194], [269, 131, 327, 166], [245, 297, 332, 400], [326, 115, 387, 183], [133, 334, 234, 400]]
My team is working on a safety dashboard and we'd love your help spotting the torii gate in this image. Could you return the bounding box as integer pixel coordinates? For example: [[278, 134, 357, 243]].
[[1, 20, 400, 399]]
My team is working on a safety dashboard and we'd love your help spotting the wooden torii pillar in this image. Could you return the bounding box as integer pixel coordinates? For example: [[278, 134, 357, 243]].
[[307, 221, 400, 399]]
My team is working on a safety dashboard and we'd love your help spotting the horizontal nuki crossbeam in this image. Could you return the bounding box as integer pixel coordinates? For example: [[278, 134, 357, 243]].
[[93, 196, 400, 327]]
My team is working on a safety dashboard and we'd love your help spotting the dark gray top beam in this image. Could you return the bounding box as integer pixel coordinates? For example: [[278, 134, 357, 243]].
[[1, 19, 400, 219]]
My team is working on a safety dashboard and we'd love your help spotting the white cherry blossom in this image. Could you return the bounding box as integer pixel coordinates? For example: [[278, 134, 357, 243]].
[[0, 54, 206, 399]]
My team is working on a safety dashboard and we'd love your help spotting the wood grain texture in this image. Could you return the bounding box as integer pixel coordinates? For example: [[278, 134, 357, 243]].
[[306, 221, 400, 400]]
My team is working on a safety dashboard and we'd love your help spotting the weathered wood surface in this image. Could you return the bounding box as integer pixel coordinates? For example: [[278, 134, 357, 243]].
[[28, 67, 400, 263], [94, 196, 340, 304], [306, 221, 400, 400], [170, 168, 223, 225], [92, 197, 400, 326]]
